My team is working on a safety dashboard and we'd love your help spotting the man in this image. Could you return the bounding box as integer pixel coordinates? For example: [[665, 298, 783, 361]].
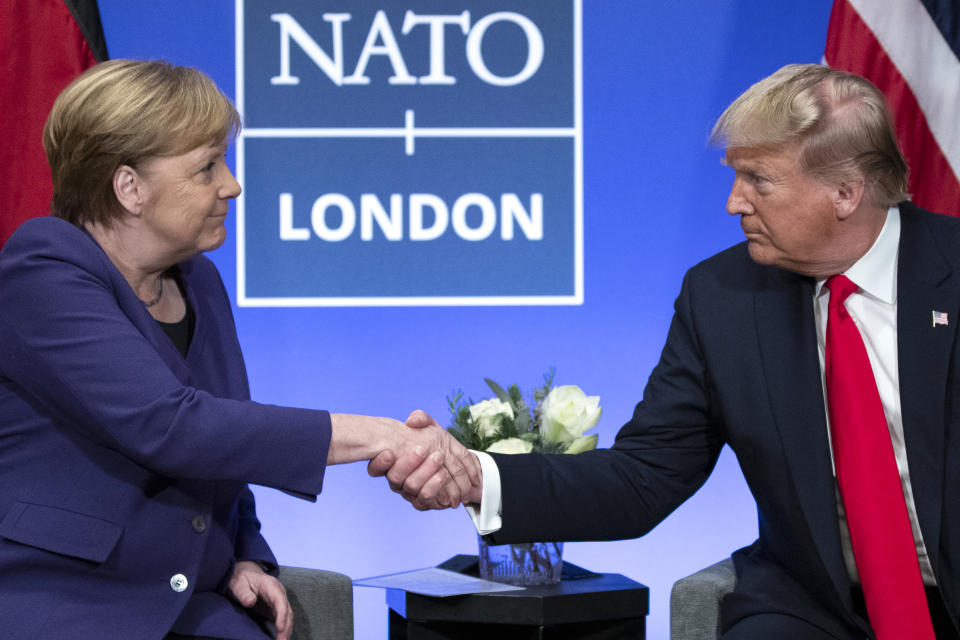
[[373, 64, 960, 638]]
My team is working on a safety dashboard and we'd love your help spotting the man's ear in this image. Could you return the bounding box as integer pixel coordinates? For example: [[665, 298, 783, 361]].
[[834, 179, 865, 220], [113, 165, 143, 215]]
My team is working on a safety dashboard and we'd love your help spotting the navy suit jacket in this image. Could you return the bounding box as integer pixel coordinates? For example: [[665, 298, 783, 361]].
[[0, 217, 332, 640], [489, 202, 960, 637]]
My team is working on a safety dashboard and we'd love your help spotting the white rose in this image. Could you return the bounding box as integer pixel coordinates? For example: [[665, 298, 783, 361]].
[[486, 437, 534, 454], [540, 385, 601, 444], [469, 398, 514, 438]]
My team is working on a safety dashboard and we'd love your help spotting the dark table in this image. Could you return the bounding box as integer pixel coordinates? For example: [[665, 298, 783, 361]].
[[386, 555, 649, 640]]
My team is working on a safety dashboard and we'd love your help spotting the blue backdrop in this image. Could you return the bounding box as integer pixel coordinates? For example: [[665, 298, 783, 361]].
[[96, 2, 830, 638]]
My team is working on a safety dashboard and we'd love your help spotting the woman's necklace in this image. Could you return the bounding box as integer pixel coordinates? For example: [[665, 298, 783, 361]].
[[142, 276, 164, 307]]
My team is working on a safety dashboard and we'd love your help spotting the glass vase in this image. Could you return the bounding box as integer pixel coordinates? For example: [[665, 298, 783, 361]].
[[477, 535, 564, 586]]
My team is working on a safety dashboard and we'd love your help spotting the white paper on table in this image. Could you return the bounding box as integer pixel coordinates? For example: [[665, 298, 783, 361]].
[[353, 567, 525, 597]]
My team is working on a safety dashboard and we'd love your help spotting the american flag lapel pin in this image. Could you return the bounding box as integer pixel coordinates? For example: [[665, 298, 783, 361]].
[[933, 310, 949, 327]]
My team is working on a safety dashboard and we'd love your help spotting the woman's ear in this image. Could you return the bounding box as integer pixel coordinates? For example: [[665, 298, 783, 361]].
[[113, 165, 143, 215]]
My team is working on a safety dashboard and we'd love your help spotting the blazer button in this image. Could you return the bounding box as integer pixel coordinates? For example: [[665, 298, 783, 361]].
[[170, 573, 189, 593], [192, 515, 207, 533]]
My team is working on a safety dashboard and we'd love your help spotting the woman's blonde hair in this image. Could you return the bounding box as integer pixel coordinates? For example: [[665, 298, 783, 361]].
[[43, 59, 242, 226], [711, 64, 909, 207]]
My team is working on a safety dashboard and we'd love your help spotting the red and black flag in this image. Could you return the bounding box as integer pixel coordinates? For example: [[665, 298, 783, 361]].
[[0, 0, 108, 248]]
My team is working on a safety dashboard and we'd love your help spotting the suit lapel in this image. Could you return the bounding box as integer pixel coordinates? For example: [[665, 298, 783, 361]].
[[754, 269, 852, 603], [897, 206, 958, 571], [110, 268, 194, 385]]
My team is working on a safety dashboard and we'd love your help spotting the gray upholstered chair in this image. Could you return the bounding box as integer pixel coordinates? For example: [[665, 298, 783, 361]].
[[278, 565, 354, 639], [669, 557, 737, 640]]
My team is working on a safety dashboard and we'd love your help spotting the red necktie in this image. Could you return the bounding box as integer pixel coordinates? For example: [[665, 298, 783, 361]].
[[825, 274, 934, 639]]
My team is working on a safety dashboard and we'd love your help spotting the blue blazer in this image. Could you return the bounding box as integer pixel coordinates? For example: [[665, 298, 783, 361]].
[[0, 217, 332, 640], [489, 202, 960, 637]]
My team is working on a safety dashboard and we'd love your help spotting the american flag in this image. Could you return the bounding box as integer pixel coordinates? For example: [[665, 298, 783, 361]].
[[933, 310, 949, 327], [825, 0, 960, 216]]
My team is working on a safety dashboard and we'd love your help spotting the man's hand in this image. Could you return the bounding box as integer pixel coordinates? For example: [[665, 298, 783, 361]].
[[228, 561, 293, 640], [368, 410, 483, 510]]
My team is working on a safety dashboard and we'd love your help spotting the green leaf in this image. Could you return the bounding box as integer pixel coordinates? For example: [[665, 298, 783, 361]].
[[496, 414, 519, 439], [484, 378, 512, 406], [532, 367, 557, 426], [514, 406, 533, 431], [446, 391, 473, 429], [446, 425, 476, 449]]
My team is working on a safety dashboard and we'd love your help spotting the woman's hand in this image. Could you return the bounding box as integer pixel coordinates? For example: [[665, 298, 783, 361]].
[[367, 410, 483, 510], [328, 412, 480, 508], [228, 560, 293, 640]]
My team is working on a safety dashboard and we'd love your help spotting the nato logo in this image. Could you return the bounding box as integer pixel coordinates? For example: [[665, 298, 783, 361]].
[[236, 0, 582, 306]]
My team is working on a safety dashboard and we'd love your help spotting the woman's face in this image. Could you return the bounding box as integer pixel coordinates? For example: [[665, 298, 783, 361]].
[[136, 141, 241, 260]]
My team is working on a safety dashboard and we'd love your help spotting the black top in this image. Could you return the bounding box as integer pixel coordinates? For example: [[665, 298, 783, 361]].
[[155, 277, 195, 357]]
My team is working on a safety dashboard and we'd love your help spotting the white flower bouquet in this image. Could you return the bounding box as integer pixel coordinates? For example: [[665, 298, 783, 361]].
[[447, 369, 602, 585], [446, 369, 601, 456]]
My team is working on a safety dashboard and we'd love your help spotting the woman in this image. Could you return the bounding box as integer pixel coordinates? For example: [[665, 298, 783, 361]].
[[0, 60, 476, 640]]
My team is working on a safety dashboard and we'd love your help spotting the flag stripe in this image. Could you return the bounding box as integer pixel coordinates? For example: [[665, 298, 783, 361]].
[[0, 0, 105, 249], [64, 0, 109, 62], [918, 0, 960, 58], [846, 0, 960, 182], [826, 0, 960, 215]]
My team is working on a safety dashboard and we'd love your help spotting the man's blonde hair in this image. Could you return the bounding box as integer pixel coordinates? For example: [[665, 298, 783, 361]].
[[711, 64, 909, 208], [44, 59, 242, 226]]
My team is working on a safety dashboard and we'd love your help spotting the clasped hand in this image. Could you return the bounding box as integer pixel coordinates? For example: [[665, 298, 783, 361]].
[[368, 410, 482, 510]]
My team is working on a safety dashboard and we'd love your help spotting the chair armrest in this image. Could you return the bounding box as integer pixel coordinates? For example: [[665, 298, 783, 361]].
[[670, 557, 737, 640], [278, 565, 354, 640]]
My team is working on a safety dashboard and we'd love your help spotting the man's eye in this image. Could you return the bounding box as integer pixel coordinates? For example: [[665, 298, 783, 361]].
[[203, 161, 216, 172]]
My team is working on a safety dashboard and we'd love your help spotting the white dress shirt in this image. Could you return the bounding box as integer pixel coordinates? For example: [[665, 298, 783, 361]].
[[470, 207, 936, 586], [814, 207, 935, 585], [466, 449, 502, 534]]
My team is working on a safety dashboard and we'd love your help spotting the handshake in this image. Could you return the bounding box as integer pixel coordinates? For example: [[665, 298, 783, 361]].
[[328, 410, 482, 510]]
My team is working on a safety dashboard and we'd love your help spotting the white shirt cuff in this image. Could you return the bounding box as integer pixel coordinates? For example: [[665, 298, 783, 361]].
[[464, 450, 503, 535]]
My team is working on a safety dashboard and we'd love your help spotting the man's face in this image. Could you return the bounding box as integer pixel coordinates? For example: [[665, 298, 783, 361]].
[[724, 144, 845, 278]]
